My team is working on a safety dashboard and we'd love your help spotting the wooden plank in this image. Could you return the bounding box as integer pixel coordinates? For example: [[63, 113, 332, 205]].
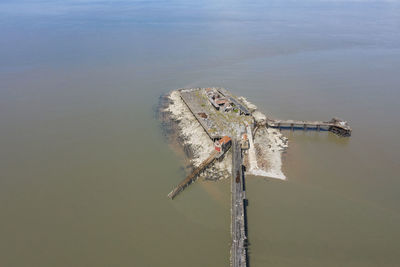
[[168, 150, 218, 199]]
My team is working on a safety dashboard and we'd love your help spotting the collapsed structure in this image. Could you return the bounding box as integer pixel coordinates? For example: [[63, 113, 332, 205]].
[[205, 87, 250, 115]]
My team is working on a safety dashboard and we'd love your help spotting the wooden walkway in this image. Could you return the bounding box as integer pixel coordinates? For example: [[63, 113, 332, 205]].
[[266, 117, 352, 136], [168, 150, 218, 199], [231, 140, 248, 267]]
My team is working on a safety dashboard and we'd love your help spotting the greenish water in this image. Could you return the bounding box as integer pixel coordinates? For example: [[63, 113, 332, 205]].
[[1, 0, 400, 266]]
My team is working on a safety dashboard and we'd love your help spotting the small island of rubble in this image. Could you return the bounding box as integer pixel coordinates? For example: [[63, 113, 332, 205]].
[[159, 87, 351, 266], [159, 87, 351, 199]]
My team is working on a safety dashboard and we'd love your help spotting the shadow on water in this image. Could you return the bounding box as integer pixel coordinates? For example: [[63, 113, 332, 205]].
[[284, 129, 351, 146]]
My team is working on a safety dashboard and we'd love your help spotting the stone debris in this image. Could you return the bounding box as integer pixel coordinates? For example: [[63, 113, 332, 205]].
[[252, 111, 267, 126], [238, 96, 257, 113]]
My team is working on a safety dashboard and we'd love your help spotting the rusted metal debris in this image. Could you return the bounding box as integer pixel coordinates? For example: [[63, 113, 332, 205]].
[[198, 112, 208, 118]]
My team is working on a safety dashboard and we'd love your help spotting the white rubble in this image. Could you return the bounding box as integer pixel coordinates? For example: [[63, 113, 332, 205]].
[[238, 96, 257, 113], [250, 127, 288, 180], [252, 111, 267, 126]]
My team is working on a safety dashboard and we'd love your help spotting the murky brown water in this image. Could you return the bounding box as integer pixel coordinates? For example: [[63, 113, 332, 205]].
[[1, 0, 400, 266]]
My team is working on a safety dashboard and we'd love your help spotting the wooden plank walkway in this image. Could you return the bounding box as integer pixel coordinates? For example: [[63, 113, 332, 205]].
[[231, 140, 247, 267], [168, 150, 218, 199], [266, 118, 352, 136]]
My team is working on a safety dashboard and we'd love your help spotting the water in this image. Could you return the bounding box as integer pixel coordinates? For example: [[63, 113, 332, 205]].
[[1, 0, 400, 266]]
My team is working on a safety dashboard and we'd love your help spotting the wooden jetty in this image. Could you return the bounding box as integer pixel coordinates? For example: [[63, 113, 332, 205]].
[[231, 140, 248, 267], [168, 150, 219, 199], [266, 117, 352, 136]]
